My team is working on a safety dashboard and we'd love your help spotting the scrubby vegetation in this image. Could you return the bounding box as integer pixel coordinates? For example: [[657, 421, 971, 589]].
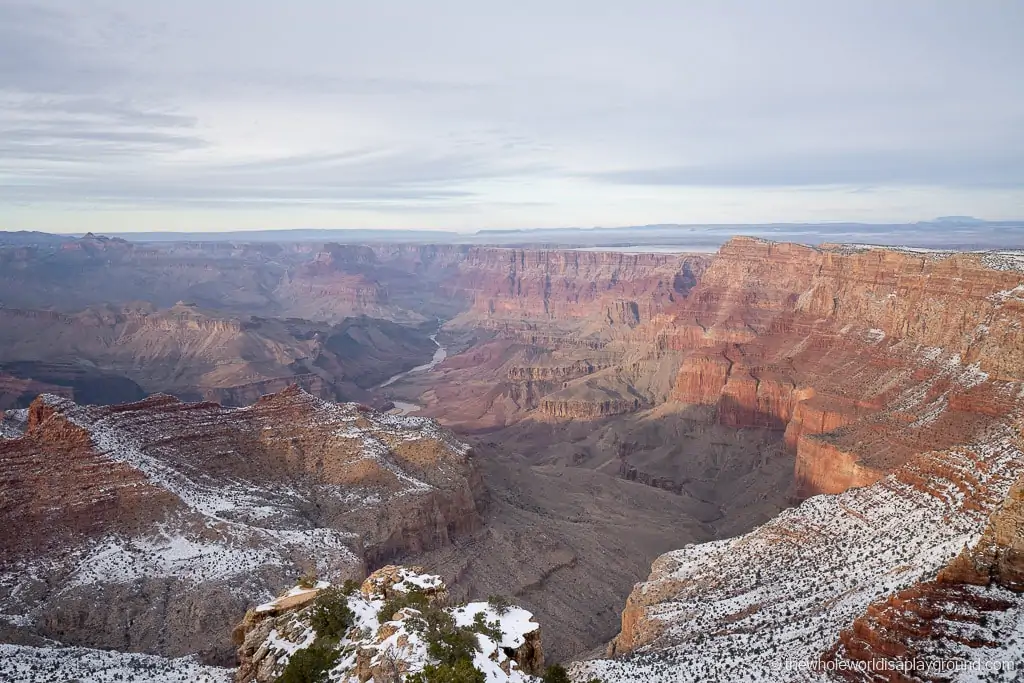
[[275, 642, 338, 683], [309, 586, 354, 641], [380, 588, 431, 623], [541, 665, 570, 683], [261, 569, 544, 683], [405, 601, 481, 668], [486, 594, 513, 615], [407, 659, 486, 683]]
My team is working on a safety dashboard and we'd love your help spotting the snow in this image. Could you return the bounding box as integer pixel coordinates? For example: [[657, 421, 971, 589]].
[[0, 388, 468, 672], [454, 602, 540, 650], [67, 529, 282, 587], [572, 426, 1024, 683], [252, 572, 541, 683], [830, 244, 1024, 273], [4, 390, 459, 593], [988, 284, 1024, 303], [0, 408, 28, 439], [255, 580, 331, 613], [391, 567, 444, 592], [0, 643, 232, 683], [864, 328, 886, 343], [982, 251, 1024, 273]]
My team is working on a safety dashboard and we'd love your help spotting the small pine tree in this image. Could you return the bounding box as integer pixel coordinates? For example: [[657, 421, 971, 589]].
[[274, 642, 338, 683], [542, 664, 571, 683], [407, 659, 486, 683], [309, 586, 353, 641], [486, 594, 513, 615]]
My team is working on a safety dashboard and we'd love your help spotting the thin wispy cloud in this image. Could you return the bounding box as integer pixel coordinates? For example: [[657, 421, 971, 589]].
[[0, 0, 1021, 231]]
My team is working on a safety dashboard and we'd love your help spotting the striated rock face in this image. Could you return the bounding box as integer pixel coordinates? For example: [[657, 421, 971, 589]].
[[651, 238, 1024, 499], [792, 435, 885, 498], [449, 248, 709, 323], [405, 239, 1024, 512], [0, 305, 437, 407], [0, 388, 483, 665], [539, 397, 642, 419], [574, 417, 1024, 682], [4, 234, 1024, 677], [236, 566, 543, 683], [940, 477, 1024, 590]]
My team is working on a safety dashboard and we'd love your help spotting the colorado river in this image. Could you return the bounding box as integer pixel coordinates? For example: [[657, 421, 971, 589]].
[[375, 332, 447, 415]]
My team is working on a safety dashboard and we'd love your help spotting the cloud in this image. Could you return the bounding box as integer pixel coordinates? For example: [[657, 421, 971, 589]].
[[0, 0, 1022, 229], [588, 149, 1024, 189]]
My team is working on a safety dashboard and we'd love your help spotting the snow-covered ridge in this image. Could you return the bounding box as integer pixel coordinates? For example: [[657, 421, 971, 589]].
[[3, 389, 473, 593], [574, 425, 1024, 682], [39, 389, 470, 522], [0, 643, 232, 683]]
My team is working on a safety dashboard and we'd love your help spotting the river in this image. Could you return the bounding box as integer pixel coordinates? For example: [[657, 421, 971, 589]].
[[375, 333, 447, 415]]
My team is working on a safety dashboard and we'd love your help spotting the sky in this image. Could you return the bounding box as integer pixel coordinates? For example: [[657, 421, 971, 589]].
[[1, 0, 1022, 233]]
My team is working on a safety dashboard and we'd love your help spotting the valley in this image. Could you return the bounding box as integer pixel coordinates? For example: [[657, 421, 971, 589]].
[[2, 232, 1024, 680]]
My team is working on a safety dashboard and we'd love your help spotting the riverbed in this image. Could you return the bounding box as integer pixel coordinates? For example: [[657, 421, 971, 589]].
[[375, 333, 447, 415]]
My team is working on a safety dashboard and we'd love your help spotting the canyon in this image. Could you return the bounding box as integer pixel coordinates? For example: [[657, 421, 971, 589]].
[[0, 388, 483, 666], [1, 231, 1024, 681], [0, 304, 438, 409]]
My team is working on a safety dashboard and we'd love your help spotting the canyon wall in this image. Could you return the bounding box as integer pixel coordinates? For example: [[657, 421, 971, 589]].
[[375, 238, 1024, 502], [659, 238, 1024, 498], [0, 305, 437, 408], [0, 388, 484, 664], [4, 234, 1022, 502]]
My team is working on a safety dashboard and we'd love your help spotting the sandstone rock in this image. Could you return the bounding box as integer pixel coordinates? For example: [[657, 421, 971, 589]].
[[0, 388, 483, 665]]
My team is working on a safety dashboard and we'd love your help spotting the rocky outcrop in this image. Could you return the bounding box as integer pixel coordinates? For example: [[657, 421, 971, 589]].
[[940, 476, 1024, 590], [539, 397, 641, 419], [506, 360, 606, 383], [236, 566, 543, 683], [792, 434, 886, 498], [617, 462, 685, 495], [0, 388, 484, 665]]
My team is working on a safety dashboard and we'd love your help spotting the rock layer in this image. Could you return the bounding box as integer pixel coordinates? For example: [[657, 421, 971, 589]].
[[0, 388, 483, 664]]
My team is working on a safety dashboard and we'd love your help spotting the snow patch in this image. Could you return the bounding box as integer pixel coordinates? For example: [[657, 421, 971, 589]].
[[0, 643, 232, 683]]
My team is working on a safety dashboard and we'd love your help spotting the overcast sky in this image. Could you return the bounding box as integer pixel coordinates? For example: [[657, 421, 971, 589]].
[[1, 0, 1022, 232]]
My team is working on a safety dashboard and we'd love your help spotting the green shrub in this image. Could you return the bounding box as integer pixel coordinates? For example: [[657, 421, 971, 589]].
[[406, 659, 486, 683], [296, 574, 317, 590], [427, 628, 479, 668], [379, 588, 429, 623], [542, 664, 571, 683], [275, 642, 338, 683], [470, 612, 503, 642], [486, 594, 513, 615], [309, 586, 353, 641]]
